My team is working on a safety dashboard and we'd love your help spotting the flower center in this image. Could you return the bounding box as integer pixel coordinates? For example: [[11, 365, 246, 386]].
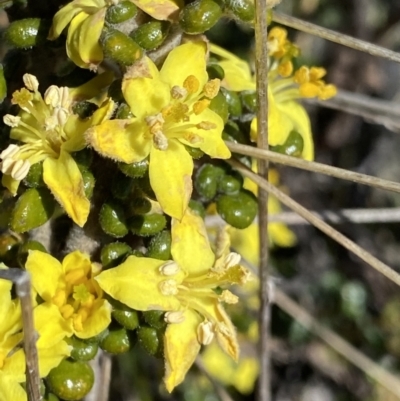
[[52, 267, 98, 332]]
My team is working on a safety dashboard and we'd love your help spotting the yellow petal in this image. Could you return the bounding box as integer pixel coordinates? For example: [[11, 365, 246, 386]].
[[149, 141, 193, 220], [123, 57, 170, 118], [171, 208, 215, 275], [277, 100, 314, 161], [160, 42, 208, 92], [66, 11, 90, 69], [85, 119, 151, 163], [78, 299, 112, 339], [62, 250, 91, 275], [43, 151, 90, 227], [34, 303, 73, 347], [69, 71, 115, 103], [0, 373, 27, 401], [26, 251, 62, 302], [163, 309, 202, 392], [95, 255, 183, 311], [209, 44, 255, 91], [1, 174, 21, 195], [48, 0, 85, 39], [176, 108, 230, 159], [132, 0, 183, 21], [77, 9, 106, 67]]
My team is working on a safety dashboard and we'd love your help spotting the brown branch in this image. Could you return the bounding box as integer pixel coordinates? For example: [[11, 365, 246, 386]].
[[227, 158, 400, 287], [226, 142, 400, 194]]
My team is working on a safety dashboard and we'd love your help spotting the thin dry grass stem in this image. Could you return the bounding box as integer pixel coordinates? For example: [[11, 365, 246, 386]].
[[195, 358, 236, 401], [308, 90, 400, 130], [254, 0, 270, 399], [228, 158, 400, 287], [226, 142, 400, 194], [0, 269, 41, 401], [205, 207, 400, 226], [274, 289, 400, 399], [272, 11, 400, 63]]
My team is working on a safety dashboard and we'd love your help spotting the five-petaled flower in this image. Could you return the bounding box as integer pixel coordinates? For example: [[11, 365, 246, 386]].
[[96, 209, 252, 391], [25, 250, 112, 339], [86, 42, 230, 219], [210, 27, 337, 161], [0, 266, 71, 401], [1, 73, 114, 226]]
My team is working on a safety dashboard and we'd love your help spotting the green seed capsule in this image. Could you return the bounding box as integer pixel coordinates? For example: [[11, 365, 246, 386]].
[[131, 21, 170, 50], [99, 201, 129, 238], [66, 336, 99, 362], [137, 325, 163, 357], [46, 359, 94, 401], [116, 103, 134, 119], [185, 145, 204, 159], [272, 130, 304, 158], [188, 199, 205, 219], [81, 169, 95, 199], [134, 174, 156, 199], [118, 159, 149, 178], [147, 230, 171, 260], [195, 163, 225, 201], [6, 18, 49, 49], [207, 63, 225, 80], [209, 91, 229, 123], [129, 213, 167, 237], [72, 101, 98, 119], [100, 325, 133, 354], [17, 240, 46, 268], [129, 197, 152, 215], [11, 188, 55, 233], [72, 149, 93, 171], [241, 90, 257, 112], [108, 79, 124, 103], [101, 242, 132, 269], [222, 120, 249, 144], [179, 0, 223, 34], [221, 88, 242, 117], [216, 189, 257, 229], [143, 310, 167, 330], [0, 233, 20, 265], [217, 171, 243, 195], [105, 1, 138, 23], [112, 304, 140, 330], [23, 162, 44, 188], [101, 29, 143, 66], [225, 0, 255, 22], [111, 173, 134, 200]]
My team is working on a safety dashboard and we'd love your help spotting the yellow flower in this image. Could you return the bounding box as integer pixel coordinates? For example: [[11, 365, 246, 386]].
[[0, 73, 114, 227], [86, 42, 230, 219], [48, 0, 110, 70], [25, 250, 112, 339], [48, 0, 183, 70], [210, 28, 337, 161], [96, 209, 252, 392], [0, 267, 71, 401]]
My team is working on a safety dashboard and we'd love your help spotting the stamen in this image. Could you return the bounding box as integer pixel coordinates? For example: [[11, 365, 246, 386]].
[[23, 74, 39, 92], [219, 290, 239, 304], [159, 279, 179, 296], [153, 131, 168, 151], [159, 261, 180, 276], [3, 115, 21, 128], [11, 159, 30, 181], [196, 121, 217, 130], [164, 311, 185, 324], [183, 75, 200, 94], [192, 99, 210, 115], [224, 252, 241, 269], [44, 86, 61, 108], [203, 79, 220, 99], [197, 320, 214, 345], [171, 86, 188, 99], [0, 144, 20, 159], [146, 113, 165, 134]]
